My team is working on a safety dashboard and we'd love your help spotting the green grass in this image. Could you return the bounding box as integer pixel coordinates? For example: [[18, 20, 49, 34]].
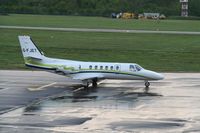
[[1, 14, 200, 31], [0, 29, 200, 72]]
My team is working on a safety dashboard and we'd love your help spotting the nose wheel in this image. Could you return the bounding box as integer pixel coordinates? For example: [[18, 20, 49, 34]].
[[145, 81, 150, 88]]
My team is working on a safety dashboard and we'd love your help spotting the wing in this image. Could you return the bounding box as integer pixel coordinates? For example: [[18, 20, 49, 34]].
[[71, 73, 105, 81]]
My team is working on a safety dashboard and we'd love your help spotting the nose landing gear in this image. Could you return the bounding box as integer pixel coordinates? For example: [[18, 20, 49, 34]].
[[145, 81, 150, 88], [144, 81, 150, 93]]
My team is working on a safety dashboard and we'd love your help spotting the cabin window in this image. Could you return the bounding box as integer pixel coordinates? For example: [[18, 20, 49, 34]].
[[129, 65, 136, 72], [95, 65, 98, 69], [105, 66, 108, 70], [89, 65, 92, 69], [100, 66, 103, 70], [110, 66, 114, 70], [116, 65, 120, 71]]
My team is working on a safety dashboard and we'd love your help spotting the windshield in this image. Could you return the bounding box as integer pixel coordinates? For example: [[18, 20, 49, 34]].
[[135, 65, 142, 71], [129, 64, 143, 72]]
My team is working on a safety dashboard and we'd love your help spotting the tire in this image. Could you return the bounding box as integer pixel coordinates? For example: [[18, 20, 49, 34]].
[[145, 82, 150, 87]]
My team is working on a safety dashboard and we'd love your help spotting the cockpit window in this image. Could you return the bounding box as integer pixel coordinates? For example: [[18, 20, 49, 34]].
[[135, 65, 142, 71]]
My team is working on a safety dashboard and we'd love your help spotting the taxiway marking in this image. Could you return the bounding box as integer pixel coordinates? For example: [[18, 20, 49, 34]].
[[28, 82, 57, 91]]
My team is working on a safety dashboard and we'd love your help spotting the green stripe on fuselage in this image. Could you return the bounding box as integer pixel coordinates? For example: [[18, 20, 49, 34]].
[[24, 57, 153, 80]]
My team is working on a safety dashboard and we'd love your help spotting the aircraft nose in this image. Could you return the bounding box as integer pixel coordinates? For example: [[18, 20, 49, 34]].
[[154, 73, 164, 80], [144, 70, 164, 80], [153, 72, 164, 80]]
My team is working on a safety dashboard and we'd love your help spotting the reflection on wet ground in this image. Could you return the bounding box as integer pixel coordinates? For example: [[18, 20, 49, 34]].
[[0, 71, 200, 133], [0, 117, 92, 127], [111, 120, 185, 130]]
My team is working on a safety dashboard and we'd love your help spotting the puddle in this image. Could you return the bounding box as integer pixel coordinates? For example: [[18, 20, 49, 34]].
[[51, 95, 97, 103], [0, 127, 60, 133], [0, 117, 92, 127], [161, 118, 189, 123], [114, 92, 162, 101], [24, 105, 42, 113], [111, 120, 184, 131]]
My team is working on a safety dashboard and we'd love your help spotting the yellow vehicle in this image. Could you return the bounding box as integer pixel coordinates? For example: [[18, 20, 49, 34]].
[[121, 12, 135, 19]]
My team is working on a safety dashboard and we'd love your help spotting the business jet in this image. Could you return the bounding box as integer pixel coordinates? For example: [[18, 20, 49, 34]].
[[18, 36, 164, 88]]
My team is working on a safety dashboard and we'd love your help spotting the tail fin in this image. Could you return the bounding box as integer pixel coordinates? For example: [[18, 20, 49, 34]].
[[18, 36, 44, 59]]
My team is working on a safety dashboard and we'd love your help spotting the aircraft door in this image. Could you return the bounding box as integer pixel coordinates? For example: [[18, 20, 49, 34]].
[[78, 65, 81, 70]]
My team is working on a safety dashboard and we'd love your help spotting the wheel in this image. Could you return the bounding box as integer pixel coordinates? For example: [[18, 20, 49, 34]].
[[83, 81, 89, 89], [92, 79, 97, 88], [145, 81, 150, 88]]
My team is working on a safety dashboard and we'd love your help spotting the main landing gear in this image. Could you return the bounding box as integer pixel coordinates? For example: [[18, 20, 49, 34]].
[[84, 82, 89, 89], [92, 79, 97, 88], [84, 78, 98, 88]]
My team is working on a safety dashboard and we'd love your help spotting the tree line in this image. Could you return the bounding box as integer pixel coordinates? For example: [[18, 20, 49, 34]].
[[0, 0, 200, 17]]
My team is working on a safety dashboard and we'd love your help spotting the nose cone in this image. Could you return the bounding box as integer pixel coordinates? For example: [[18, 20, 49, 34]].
[[154, 73, 164, 80], [143, 70, 164, 80]]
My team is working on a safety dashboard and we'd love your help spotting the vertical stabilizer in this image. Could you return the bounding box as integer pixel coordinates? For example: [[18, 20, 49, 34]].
[[18, 36, 44, 59]]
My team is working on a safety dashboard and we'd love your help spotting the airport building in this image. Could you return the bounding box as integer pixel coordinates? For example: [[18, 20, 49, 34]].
[[180, 0, 188, 17]]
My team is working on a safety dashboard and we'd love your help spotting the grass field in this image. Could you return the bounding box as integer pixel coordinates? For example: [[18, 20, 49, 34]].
[[1, 14, 200, 31], [0, 28, 200, 72]]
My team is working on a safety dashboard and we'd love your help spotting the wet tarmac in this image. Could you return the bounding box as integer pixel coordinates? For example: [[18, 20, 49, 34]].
[[0, 70, 200, 133]]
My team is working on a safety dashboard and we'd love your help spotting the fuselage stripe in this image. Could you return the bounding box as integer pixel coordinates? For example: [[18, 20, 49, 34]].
[[25, 64, 155, 80]]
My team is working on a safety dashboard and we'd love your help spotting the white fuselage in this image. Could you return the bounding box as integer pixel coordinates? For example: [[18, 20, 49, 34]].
[[35, 57, 164, 81]]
